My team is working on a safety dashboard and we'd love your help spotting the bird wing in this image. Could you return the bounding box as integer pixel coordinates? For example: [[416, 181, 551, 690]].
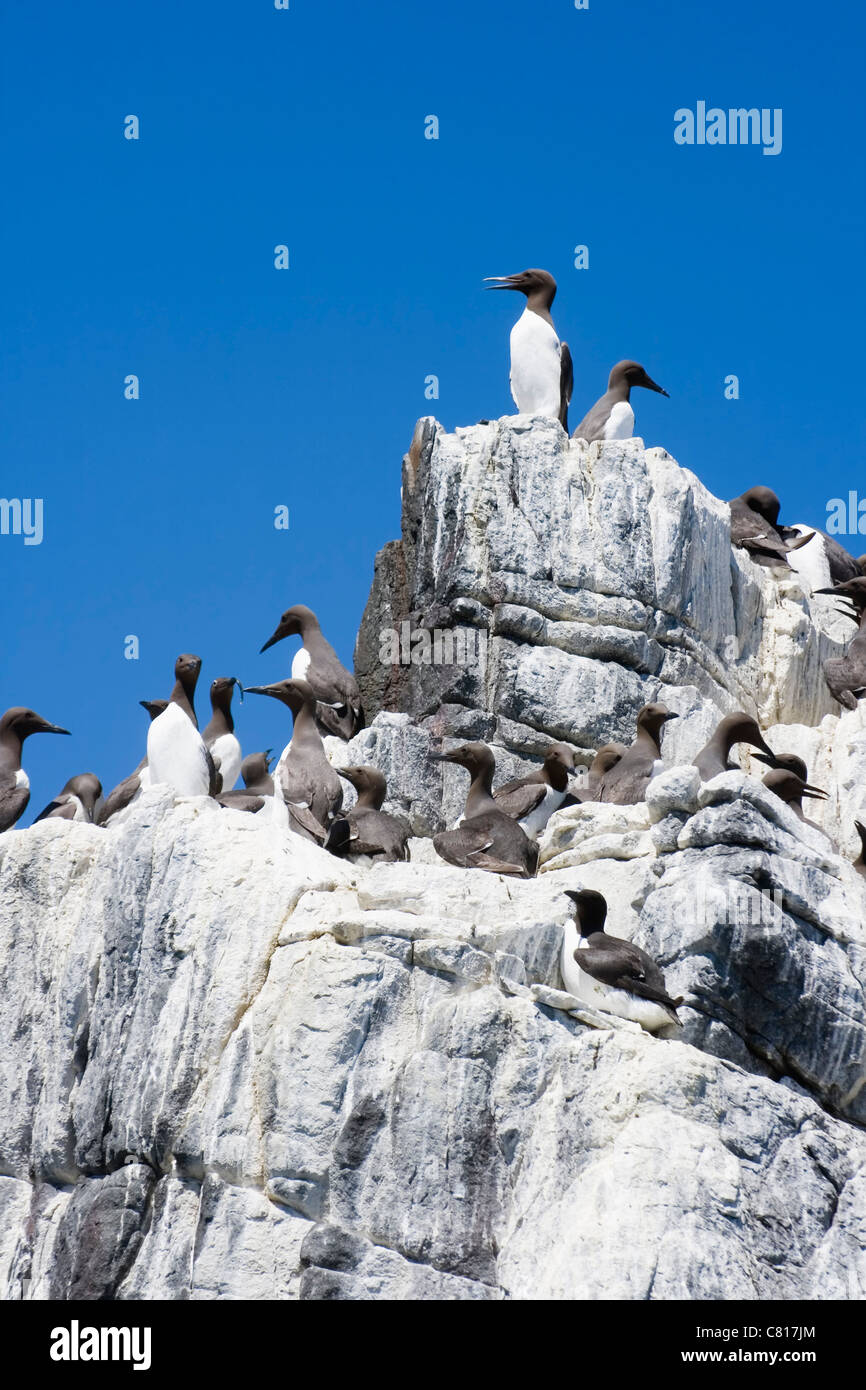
[[206, 747, 221, 797], [494, 781, 547, 820], [559, 342, 573, 432], [33, 795, 76, 823], [572, 391, 611, 444], [96, 769, 142, 825], [0, 777, 30, 832], [576, 938, 680, 1010]]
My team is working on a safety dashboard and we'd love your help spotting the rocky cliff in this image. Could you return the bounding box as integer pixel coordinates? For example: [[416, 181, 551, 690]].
[[1, 416, 865, 1301]]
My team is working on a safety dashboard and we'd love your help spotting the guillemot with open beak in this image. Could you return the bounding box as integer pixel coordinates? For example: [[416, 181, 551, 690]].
[[0, 708, 70, 832], [202, 677, 242, 793], [34, 773, 103, 824], [325, 765, 410, 864], [572, 360, 669, 444], [259, 604, 363, 741], [560, 889, 683, 1033], [244, 678, 342, 841], [431, 742, 538, 877], [484, 269, 573, 430]]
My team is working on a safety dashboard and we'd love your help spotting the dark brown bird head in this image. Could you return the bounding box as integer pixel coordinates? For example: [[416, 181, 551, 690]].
[[260, 604, 319, 653], [564, 888, 608, 937]]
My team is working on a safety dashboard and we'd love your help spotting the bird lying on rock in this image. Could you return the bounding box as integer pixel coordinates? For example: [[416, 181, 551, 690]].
[[728, 487, 814, 569], [693, 712, 777, 781], [560, 889, 683, 1033], [432, 742, 538, 877], [259, 604, 363, 741], [0, 707, 70, 832], [572, 360, 668, 444], [325, 765, 410, 864], [245, 679, 342, 841], [34, 774, 103, 824], [492, 742, 577, 838], [597, 704, 679, 804]]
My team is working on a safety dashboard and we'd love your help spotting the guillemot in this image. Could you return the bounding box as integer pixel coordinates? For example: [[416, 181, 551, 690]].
[[492, 742, 576, 838], [729, 487, 814, 569], [244, 678, 342, 841], [693, 712, 777, 781], [34, 773, 103, 824], [202, 677, 242, 793], [97, 700, 168, 825], [431, 742, 538, 877], [259, 604, 363, 740], [560, 888, 683, 1033], [597, 704, 679, 804], [0, 707, 70, 832], [217, 750, 275, 814], [147, 655, 214, 797], [484, 269, 573, 430], [572, 360, 668, 444], [325, 765, 410, 864]]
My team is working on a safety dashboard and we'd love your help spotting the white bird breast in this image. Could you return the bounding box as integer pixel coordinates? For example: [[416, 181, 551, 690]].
[[291, 647, 312, 681], [559, 921, 673, 1033], [210, 732, 242, 792], [146, 704, 211, 796], [602, 401, 636, 440], [509, 310, 562, 417]]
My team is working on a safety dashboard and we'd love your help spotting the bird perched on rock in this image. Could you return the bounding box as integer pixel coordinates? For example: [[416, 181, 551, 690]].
[[202, 677, 242, 793], [0, 707, 70, 832], [34, 774, 103, 824], [492, 742, 577, 838], [217, 751, 275, 814], [431, 742, 538, 877], [244, 679, 342, 841], [813, 578, 866, 710], [728, 487, 814, 569], [483, 269, 573, 430], [560, 889, 683, 1033], [564, 743, 628, 805], [98, 700, 168, 825], [597, 704, 679, 804], [759, 765, 828, 826], [325, 765, 410, 864], [572, 360, 668, 444], [259, 604, 363, 741], [147, 655, 216, 797], [693, 712, 777, 781]]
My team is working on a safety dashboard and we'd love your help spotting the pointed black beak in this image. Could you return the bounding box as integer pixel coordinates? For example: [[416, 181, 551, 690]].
[[802, 784, 829, 800], [42, 723, 70, 735], [663, 711, 679, 722], [751, 751, 777, 767], [483, 275, 521, 292], [644, 376, 670, 397], [259, 631, 281, 653], [243, 684, 277, 698]]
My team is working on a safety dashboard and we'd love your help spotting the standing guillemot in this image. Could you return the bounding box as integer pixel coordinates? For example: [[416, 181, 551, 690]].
[[325, 765, 410, 864], [572, 360, 669, 444], [34, 773, 103, 824], [728, 487, 814, 569], [202, 677, 242, 793], [431, 742, 538, 877], [492, 742, 576, 838], [597, 704, 679, 805], [147, 655, 214, 797], [97, 700, 168, 825], [0, 708, 70, 832], [483, 269, 573, 430], [693, 712, 777, 781], [259, 604, 363, 740], [560, 889, 683, 1033], [244, 678, 342, 841]]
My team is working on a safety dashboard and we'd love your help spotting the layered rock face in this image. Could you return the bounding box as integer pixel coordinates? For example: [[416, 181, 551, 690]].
[[1, 416, 865, 1301]]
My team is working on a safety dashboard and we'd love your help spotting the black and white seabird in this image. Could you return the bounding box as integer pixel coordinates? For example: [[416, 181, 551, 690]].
[[728, 487, 814, 569], [431, 742, 538, 878], [808, 534, 866, 587], [259, 604, 363, 741], [572, 360, 669, 444], [693, 712, 777, 781], [560, 889, 683, 1033], [483, 269, 573, 430], [34, 773, 103, 824], [0, 707, 70, 832], [325, 765, 410, 864], [202, 677, 242, 793], [597, 704, 679, 805], [492, 742, 576, 838], [813, 578, 866, 709], [217, 751, 276, 814], [147, 654, 215, 797], [97, 700, 168, 825], [244, 679, 342, 841], [760, 767, 829, 826]]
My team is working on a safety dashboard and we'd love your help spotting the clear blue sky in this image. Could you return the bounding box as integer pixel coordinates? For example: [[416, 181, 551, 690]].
[[2, 0, 864, 819]]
